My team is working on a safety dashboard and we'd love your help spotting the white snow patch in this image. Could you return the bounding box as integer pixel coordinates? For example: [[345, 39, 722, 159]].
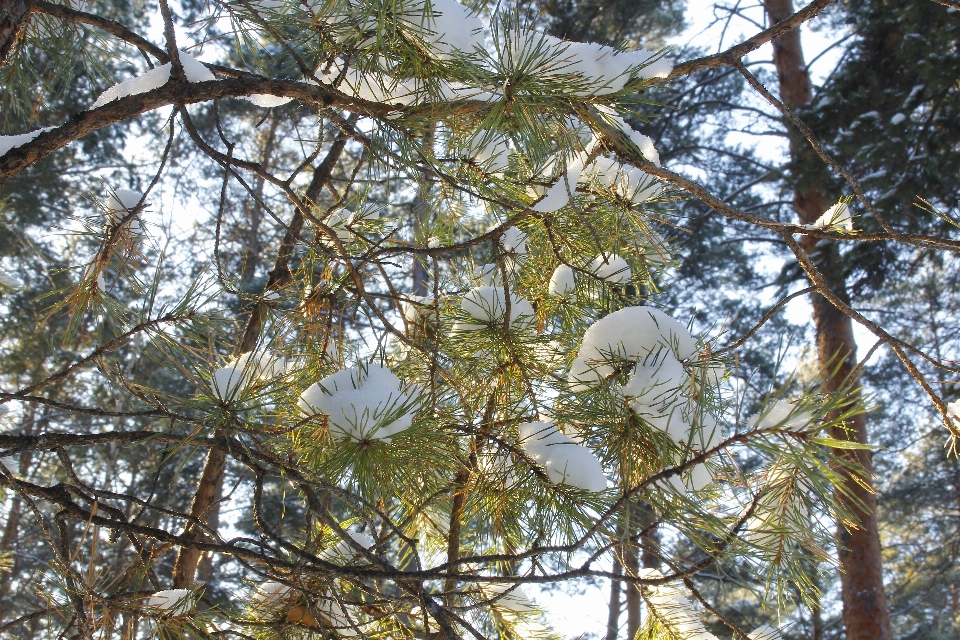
[[144, 589, 193, 616], [458, 285, 534, 330], [90, 51, 215, 110], [519, 421, 607, 492], [548, 264, 576, 298], [0, 270, 24, 290], [0, 127, 55, 157], [807, 201, 853, 232], [297, 364, 419, 441], [588, 253, 631, 285]]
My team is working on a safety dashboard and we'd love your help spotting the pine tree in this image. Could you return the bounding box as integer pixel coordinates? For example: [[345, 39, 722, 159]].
[[0, 1, 957, 640]]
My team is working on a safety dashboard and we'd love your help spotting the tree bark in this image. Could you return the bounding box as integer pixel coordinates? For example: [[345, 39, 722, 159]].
[[171, 124, 352, 588], [605, 554, 622, 640], [763, 2, 892, 639], [0, 0, 31, 66]]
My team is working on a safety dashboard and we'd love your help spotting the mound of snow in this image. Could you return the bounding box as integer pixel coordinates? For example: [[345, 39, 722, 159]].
[[400, 294, 435, 327], [481, 582, 535, 613], [458, 285, 534, 330], [468, 132, 511, 172], [747, 399, 813, 431], [504, 31, 670, 95], [144, 589, 193, 616], [548, 264, 576, 298], [0, 127, 55, 157], [320, 529, 376, 563], [298, 364, 418, 440], [808, 201, 853, 232], [589, 253, 631, 284], [90, 51, 215, 110], [212, 351, 288, 401], [519, 421, 606, 492], [0, 270, 24, 290], [500, 226, 528, 256]]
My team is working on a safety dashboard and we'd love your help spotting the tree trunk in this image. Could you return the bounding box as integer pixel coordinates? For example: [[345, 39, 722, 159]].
[[623, 540, 640, 640], [171, 125, 352, 588], [0, 0, 31, 66], [763, 2, 892, 639], [605, 554, 622, 640], [410, 128, 434, 297]]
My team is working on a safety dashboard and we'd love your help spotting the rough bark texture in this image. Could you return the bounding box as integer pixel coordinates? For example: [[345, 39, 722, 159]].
[[763, 2, 892, 639], [0, 0, 31, 66], [171, 127, 351, 588]]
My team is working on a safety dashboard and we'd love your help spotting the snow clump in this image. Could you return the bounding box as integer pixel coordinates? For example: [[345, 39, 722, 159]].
[[0, 127, 55, 157], [500, 226, 528, 256], [548, 264, 576, 298], [252, 581, 292, 609], [400, 294, 435, 327], [320, 529, 375, 563], [212, 351, 288, 401], [144, 589, 193, 616], [0, 270, 24, 290], [809, 201, 853, 232], [90, 51, 215, 110], [569, 307, 721, 452], [468, 132, 511, 172], [569, 306, 696, 391], [105, 188, 145, 233], [532, 146, 594, 213], [748, 399, 813, 431], [243, 93, 294, 108], [481, 582, 535, 613], [402, 0, 486, 59], [589, 253, 631, 284], [504, 31, 671, 95], [641, 572, 719, 639], [298, 364, 419, 441], [519, 421, 607, 492], [582, 156, 661, 203], [947, 400, 960, 422], [457, 286, 535, 330], [750, 625, 783, 640]]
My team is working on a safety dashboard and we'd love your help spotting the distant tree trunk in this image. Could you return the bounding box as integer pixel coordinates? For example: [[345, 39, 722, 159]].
[[623, 504, 658, 640], [624, 540, 640, 640], [410, 128, 434, 297], [763, 2, 892, 639], [238, 118, 280, 292], [605, 554, 622, 640]]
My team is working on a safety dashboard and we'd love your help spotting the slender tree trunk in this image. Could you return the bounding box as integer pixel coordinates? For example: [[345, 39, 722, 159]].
[[623, 539, 640, 640], [763, 2, 892, 639], [239, 118, 280, 292], [605, 554, 623, 640], [171, 125, 352, 588], [410, 128, 434, 296], [195, 469, 224, 585]]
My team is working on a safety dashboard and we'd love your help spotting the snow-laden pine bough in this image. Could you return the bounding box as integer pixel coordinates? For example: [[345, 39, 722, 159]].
[[0, 0, 956, 639]]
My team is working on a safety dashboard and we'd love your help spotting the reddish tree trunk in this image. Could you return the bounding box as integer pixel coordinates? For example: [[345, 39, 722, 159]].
[[763, 2, 892, 639]]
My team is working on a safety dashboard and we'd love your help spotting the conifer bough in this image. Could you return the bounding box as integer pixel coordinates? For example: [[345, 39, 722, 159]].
[[0, 0, 957, 639]]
